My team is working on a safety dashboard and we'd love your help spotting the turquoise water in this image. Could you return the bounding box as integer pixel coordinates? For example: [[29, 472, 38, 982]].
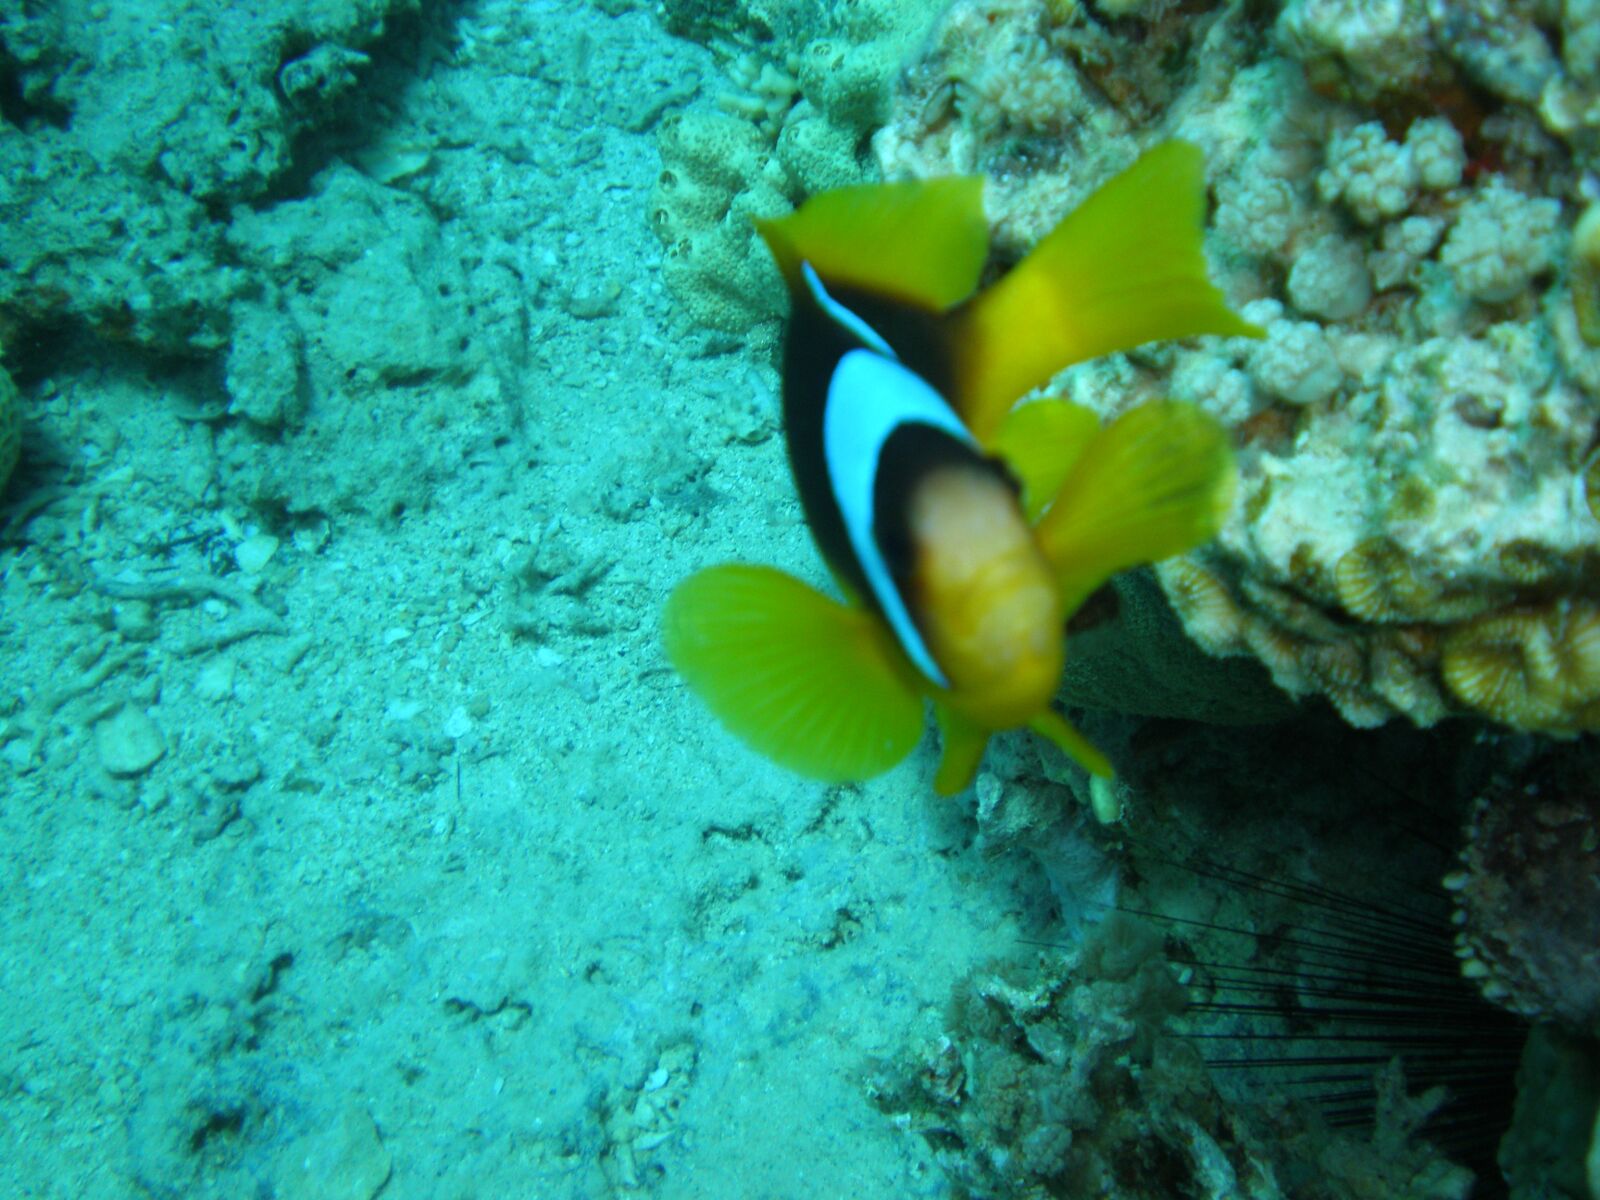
[[0, 1, 1594, 1197], [0, 4, 1009, 1194]]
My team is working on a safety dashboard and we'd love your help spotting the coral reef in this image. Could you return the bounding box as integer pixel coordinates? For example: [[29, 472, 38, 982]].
[[872, 0, 1600, 738], [0, 0, 551, 525]]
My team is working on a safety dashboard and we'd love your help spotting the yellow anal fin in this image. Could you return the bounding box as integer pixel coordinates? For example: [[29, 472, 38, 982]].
[[932, 700, 1112, 791], [1034, 400, 1236, 616], [755, 176, 988, 312], [950, 140, 1263, 443], [934, 694, 1120, 790], [991, 397, 1101, 522], [1028, 710, 1113, 779], [932, 702, 992, 796], [662, 563, 925, 783]]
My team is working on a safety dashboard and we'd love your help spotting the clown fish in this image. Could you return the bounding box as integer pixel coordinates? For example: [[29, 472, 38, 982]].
[[662, 140, 1260, 794]]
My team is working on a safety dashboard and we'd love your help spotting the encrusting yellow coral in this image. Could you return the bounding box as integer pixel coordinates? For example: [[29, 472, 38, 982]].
[[1574, 201, 1600, 347], [1334, 537, 1497, 625]]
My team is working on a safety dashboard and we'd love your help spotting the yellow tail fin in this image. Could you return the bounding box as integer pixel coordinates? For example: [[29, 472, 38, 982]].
[[662, 564, 925, 782], [1034, 400, 1236, 616], [950, 141, 1262, 442]]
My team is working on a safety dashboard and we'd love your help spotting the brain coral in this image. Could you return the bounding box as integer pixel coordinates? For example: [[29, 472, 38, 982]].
[[875, 0, 1600, 737]]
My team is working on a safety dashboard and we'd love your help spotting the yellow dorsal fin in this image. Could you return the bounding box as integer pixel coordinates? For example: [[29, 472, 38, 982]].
[[949, 141, 1263, 443], [662, 563, 926, 783], [755, 176, 989, 312], [1034, 400, 1236, 617]]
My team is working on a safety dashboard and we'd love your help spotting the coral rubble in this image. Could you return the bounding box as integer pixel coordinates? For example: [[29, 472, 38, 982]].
[[0, 0, 420, 355]]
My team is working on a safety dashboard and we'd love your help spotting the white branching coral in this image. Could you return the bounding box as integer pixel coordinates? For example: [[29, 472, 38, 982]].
[[1288, 233, 1372, 320], [1406, 116, 1467, 189], [1250, 317, 1344, 407], [1319, 123, 1416, 224], [1217, 172, 1301, 259], [1441, 178, 1562, 303], [716, 50, 801, 134], [1276, 0, 1435, 97], [1317, 118, 1464, 225], [1371, 215, 1447, 289]]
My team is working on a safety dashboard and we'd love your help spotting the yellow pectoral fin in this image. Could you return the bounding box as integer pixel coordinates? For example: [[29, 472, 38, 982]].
[[1034, 400, 1236, 614], [932, 702, 992, 796], [991, 397, 1102, 521], [1028, 710, 1113, 779], [754, 176, 989, 311], [662, 563, 926, 783], [950, 140, 1263, 442]]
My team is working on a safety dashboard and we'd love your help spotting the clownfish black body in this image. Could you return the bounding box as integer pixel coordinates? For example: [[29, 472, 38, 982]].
[[664, 141, 1262, 794]]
